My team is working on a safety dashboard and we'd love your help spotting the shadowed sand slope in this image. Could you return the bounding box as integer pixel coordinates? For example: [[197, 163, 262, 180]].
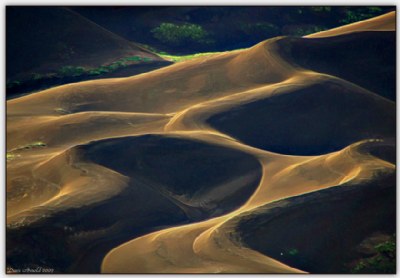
[[207, 78, 394, 155], [282, 31, 395, 100], [6, 12, 396, 274], [6, 6, 163, 81], [78, 135, 262, 216], [235, 172, 395, 274]]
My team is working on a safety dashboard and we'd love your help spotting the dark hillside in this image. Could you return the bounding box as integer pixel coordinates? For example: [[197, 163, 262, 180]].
[[6, 6, 165, 93]]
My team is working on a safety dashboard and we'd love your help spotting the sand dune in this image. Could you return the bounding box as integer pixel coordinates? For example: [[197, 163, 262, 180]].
[[165, 75, 394, 155], [6, 7, 162, 82], [233, 170, 395, 274], [6, 12, 396, 273], [6, 40, 294, 116], [7, 112, 170, 149], [101, 139, 394, 273], [306, 11, 395, 38]]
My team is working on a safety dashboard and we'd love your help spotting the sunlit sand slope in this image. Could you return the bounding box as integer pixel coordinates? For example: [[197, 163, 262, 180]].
[[6, 12, 396, 273]]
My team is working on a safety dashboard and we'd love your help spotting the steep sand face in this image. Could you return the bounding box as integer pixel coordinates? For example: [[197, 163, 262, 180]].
[[284, 31, 396, 100], [166, 75, 394, 155], [6, 12, 396, 273]]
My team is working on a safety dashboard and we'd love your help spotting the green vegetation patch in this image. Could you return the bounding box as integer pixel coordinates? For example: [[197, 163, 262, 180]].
[[157, 47, 246, 63], [56, 55, 154, 78], [351, 235, 396, 274], [286, 25, 327, 36], [7, 55, 155, 89], [54, 108, 69, 114], [11, 141, 47, 152], [6, 80, 21, 89], [7, 141, 47, 161], [158, 51, 221, 62], [288, 248, 299, 256], [58, 66, 86, 77], [6, 152, 17, 161], [19, 141, 47, 150], [340, 7, 384, 24], [151, 23, 213, 46]]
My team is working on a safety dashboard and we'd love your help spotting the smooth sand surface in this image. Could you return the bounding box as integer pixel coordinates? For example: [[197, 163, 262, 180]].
[[6, 12, 396, 273]]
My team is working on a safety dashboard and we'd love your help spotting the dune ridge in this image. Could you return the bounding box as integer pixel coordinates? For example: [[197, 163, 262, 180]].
[[6, 12, 396, 273], [305, 11, 395, 38]]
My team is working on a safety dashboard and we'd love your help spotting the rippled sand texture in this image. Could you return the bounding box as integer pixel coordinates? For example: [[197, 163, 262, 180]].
[[6, 12, 396, 274]]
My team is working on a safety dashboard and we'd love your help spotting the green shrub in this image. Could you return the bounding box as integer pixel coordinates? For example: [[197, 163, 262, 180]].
[[123, 56, 142, 62], [151, 23, 212, 46], [32, 73, 45, 80], [310, 7, 332, 13], [22, 141, 47, 149], [6, 80, 21, 89], [58, 66, 86, 77], [7, 152, 16, 161], [87, 69, 101, 76], [16, 141, 47, 150], [7, 142, 47, 160], [288, 248, 299, 256], [54, 108, 69, 114], [351, 235, 396, 274], [142, 57, 153, 62], [374, 240, 395, 258], [340, 7, 384, 24], [289, 25, 326, 36]]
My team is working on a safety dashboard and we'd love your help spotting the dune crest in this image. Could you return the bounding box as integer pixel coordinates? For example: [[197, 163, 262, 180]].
[[306, 11, 395, 38]]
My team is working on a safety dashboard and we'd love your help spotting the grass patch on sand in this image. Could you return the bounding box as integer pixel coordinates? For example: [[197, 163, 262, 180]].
[[12, 141, 47, 152], [7, 152, 17, 161], [7, 48, 245, 90], [21, 141, 47, 149], [54, 107, 69, 114], [158, 52, 221, 62], [157, 48, 246, 63], [6, 55, 155, 89], [7, 141, 47, 161], [57, 55, 154, 78]]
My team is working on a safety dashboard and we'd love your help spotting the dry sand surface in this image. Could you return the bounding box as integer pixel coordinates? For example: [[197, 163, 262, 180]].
[[6, 12, 396, 273]]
